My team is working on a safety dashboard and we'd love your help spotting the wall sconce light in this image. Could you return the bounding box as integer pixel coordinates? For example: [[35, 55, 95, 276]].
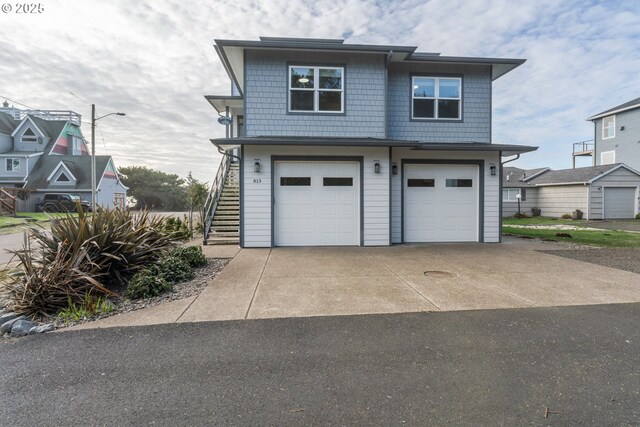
[[489, 163, 496, 176], [392, 163, 398, 175], [374, 161, 381, 174], [597, 186, 602, 191], [254, 160, 261, 173], [620, 125, 625, 131]]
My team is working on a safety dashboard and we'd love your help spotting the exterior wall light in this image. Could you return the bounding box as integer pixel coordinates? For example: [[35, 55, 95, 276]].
[[392, 163, 398, 175], [489, 163, 497, 176], [374, 161, 381, 174], [254, 160, 261, 173]]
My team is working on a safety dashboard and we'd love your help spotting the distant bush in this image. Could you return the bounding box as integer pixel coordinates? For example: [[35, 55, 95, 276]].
[[635, 213, 640, 220], [126, 269, 172, 299], [154, 256, 194, 284], [513, 212, 528, 219], [162, 216, 192, 241], [561, 214, 572, 219], [170, 246, 207, 268]]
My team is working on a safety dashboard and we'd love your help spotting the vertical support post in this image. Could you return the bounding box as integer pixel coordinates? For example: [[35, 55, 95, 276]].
[[91, 104, 96, 213]]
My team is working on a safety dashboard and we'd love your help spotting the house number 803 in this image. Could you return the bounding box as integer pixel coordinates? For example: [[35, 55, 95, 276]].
[[253, 178, 262, 183]]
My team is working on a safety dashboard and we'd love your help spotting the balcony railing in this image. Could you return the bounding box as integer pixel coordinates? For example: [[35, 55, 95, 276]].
[[0, 107, 81, 126], [572, 140, 594, 156]]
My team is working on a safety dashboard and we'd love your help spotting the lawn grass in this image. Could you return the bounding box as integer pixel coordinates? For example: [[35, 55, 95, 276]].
[[502, 217, 585, 226], [503, 226, 640, 248], [0, 212, 81, 235]]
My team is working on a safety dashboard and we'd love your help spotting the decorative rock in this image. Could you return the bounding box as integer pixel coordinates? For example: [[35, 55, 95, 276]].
[[10, 319, 37, 337], [28, 324, 55, 334], [0, 312, 19, 325], [1, 315, 25, 334]]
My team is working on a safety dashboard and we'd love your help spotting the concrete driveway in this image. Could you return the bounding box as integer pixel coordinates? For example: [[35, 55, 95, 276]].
[[68, 238, 640, 330]]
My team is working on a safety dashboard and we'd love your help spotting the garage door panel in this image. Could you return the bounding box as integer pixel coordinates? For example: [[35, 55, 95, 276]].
[[604, 187, 636, 219], [404, 164, 479, 243], [275, 161, 359, 246]]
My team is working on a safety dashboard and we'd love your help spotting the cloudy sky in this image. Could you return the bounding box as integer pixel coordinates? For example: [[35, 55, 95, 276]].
[[0, 0, 638, 182]]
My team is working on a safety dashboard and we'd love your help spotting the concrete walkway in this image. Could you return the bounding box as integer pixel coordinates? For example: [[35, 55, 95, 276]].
[[67, 238, 640, 331]]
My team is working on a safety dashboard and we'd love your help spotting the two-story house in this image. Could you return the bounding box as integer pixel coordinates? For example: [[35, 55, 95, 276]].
[[590, 97, 640, 170], [206, 37, 536, 247], [0, 103, 128, 211]]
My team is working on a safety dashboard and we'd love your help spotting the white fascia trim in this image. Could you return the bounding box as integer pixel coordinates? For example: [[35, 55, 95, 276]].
[[533, 181, 588, 187], [588, 103, 640, 121], [47, 161, 77, 182], [48, 121, 72, 155], [0, 152, 43, 157], [521, 167, 551, 182], [10, 116, 45, 138], [588, 163, 640, 183]]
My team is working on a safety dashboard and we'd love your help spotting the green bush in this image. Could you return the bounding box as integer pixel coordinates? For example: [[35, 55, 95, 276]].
[[561, 213, 572, 219], [126, 269, 173, 299], [154, 256, 195, 284], [513, 212, 528, 219], [635, 213, 640, 220], [162, 216, 192, 240], [58, 293, 114, 323], [170, 246, 207, 268]]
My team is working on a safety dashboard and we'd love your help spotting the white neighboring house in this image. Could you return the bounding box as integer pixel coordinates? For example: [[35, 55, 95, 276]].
[[503, 164, 640, 219], [206, 37, 537, 247], [0, 105, 128, 211]]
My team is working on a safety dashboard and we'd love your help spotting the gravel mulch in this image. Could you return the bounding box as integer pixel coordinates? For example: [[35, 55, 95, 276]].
[[48, 258, 229, 330], [540, 248, 640, 275]]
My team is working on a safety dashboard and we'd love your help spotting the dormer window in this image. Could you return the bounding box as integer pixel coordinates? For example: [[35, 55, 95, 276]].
[[56, 172, 71, 182], [412, 76, 462, 120], [602, 115, 615, 140], [289, 66, 343, 113], [21, 127, 39, 143]]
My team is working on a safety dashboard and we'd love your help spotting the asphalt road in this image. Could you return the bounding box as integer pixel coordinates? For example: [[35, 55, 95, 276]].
[[1, 304, 640, 426]]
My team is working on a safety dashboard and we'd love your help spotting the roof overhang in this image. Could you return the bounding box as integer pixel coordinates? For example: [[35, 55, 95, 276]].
[[211, 137, 537, 156], [403, 55, 526, 80], [204, 95, 244, 114], [588, 102, 640, 121]]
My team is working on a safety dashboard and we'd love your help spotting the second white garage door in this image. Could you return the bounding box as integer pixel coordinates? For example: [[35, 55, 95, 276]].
[[604, 187, 637, 219], [404, 163, 479, 242], [274, 161, 359, 246]]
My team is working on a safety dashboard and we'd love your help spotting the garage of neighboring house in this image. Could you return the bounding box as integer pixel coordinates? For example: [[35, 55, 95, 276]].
[[273, 160, 361, 246], [502, 164, 640, 220]]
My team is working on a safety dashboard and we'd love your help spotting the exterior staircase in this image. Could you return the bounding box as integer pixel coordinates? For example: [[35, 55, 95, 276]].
[[0, 187, 17, 216], [203, 158, 239, 245]]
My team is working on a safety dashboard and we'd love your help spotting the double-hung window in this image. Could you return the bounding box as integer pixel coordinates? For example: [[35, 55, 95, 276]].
[[289, 66, 344, 113], [503, 188, 526, 201], [5, 158, 20, 172], [602, 115, 615, 139], [412, 76, 462, 119]]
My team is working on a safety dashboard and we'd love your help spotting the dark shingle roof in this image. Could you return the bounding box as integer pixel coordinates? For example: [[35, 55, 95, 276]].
[[589, 97, 640, 120], [0, 112, 17, 134], [30, 116, 67, 139], [26, 155, 111, 190], [528, 164, 625, 185], [503, 167, 548, 187]]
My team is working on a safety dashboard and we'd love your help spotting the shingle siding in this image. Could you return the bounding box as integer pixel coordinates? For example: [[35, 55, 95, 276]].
[[594, 108, 640, 171], [245, 50, 386, 138], [387, 63, 492, 142]]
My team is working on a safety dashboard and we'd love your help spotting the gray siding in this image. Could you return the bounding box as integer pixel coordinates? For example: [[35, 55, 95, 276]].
[[387, 64, 492, 142], [588, 167, 640, 219], [0, 133, 12, 152], [502, 188, 539, 217], [97, 177, 128, 208], [534, 185, 588, 218], [12, 120, 49, 153], [594, 108, 640, 170], [244, 50, 386, 138]]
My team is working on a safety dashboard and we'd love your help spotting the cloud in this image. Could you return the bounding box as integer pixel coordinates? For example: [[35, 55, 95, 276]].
[[0, 0, 638, 181]]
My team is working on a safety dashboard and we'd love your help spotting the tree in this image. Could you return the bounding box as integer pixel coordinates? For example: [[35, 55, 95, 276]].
[[119, 166, 187, 210], [185, 172, 208, 231]]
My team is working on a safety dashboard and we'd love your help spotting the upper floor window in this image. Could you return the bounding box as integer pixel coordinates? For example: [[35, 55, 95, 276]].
[[21, 127, 39, 143], [602, 115, 615, 139], [412, 76, 462, 120], [289, 66, 343, 113], [5, 158, 20, 172], [72, 136, 84, 152]]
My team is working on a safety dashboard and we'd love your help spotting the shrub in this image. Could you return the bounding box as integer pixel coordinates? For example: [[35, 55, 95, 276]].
[[635, 213, 640, 220], [170, 245, 207, 268], [154, 256, 195, 284], [561, 213, 572, 219], [513, 212, 528, 219], [126, 269, 172, 299], [162, 216, 192, 241]]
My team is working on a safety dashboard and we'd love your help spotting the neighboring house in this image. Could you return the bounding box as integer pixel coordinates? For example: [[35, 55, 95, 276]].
[[589, 97, 640, 170], [0, 104, 128, 211], [206, 36, 537, 247], [502, 164, 640, 219]]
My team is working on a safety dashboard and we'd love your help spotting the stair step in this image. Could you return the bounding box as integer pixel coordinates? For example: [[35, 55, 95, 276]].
[[209, 231, 239, 237], [213, 227, 239, 232], [213, 214, 239, 219], [212, 221, 239, 226], [206, 238, 239, 245]]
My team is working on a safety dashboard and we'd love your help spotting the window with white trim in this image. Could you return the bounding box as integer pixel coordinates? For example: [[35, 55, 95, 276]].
[[601, 150, 615, 165], [289, 66, 343, 113], [5, 158, 20, 172], [72, 136, 84, 153], [412, 76, 462, 119], [503, 188, 526, 201], [21, 127, 38, 143], [602, 115, 615, 139]]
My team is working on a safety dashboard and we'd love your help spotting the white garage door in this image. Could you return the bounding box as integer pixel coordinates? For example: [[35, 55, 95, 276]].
[[404, 164, 479, 242], [274, 161, 359, 246], [604, 187, 636, 219]]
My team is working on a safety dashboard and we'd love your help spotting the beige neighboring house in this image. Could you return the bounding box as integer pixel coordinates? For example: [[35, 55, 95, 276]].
[[503, 164, 640, 219]]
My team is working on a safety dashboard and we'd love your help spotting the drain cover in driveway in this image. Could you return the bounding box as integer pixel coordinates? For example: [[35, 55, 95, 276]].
[[423, 270, 456, 278]]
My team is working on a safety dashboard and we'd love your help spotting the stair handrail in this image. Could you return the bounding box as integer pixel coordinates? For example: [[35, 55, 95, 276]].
[[203, 154, 231, 244], [0, 187, 17, 215]]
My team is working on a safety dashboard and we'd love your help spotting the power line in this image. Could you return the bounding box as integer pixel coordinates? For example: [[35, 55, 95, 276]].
[[0, 95, 35, 109], [99, 127, 109, 155], [0, 44, 88, 105]]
